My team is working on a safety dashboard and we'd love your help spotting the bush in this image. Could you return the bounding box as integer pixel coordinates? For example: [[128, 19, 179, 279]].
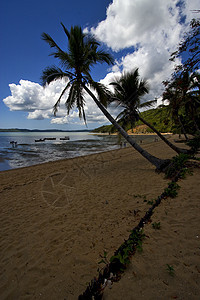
[[186, 135, 200, 154], [165, 153, 190, 178]]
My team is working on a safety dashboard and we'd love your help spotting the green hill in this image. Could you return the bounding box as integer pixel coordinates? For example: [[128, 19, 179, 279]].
[[93, 106, 175, 134]]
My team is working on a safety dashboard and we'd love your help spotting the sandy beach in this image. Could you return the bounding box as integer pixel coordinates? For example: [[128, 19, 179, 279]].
[[0, 135, 199, 299]]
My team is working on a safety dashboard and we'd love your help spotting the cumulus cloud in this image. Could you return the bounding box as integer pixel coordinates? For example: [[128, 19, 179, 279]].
[[183, 0, 200, 23], [91, 0, 183, 51], [4, 79, 80, 123], [3, 79, 116, 125], [4, 79, 64, 115], [118, 46, 181, 101], [90, 0, 196, 102], [3, 0, 198, 127], [51, 116, 70, 125]]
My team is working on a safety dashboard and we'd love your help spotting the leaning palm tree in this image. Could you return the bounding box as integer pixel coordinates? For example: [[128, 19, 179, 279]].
[[182, 72, 200, 134], [162, 83, 189, 140], [41, 24, 170, 170], [163, 71, 200, 137], [110, 69, 189, 154]]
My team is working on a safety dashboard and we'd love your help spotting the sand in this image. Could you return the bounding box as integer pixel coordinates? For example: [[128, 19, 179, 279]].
[[0, 135, 199, 299]]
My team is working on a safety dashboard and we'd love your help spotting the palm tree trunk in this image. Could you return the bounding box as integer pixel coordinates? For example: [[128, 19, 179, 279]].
[[178, 115, 189, 140], [194, 122, 200, 134], [83, 85, 170, 171], [192, 117, 200, 135], [138, 114, 189, 154]]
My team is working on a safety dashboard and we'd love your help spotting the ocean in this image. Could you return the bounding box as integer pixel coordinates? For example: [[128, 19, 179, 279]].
[[0, 132, 121, 171], [0, 131, 159, 172]]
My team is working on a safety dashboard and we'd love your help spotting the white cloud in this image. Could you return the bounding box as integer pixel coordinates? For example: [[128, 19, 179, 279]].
[[118, 47, 182, 101], [90, 0, 196, 102], [184, 0, 200, 23], [27, 109, 52, 120], [3, 78, 118, 125], [3, 0, 198, 128], [51, 116, 70, 124], [3, 79, 80, 123], [91, 0, 183, 51], [4, 79, 64, 114]]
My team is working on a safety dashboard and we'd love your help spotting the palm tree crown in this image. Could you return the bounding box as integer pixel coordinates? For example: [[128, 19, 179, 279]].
[[110, 68, 154, 127], [41, 23, 114, 122], [110, 69, 189, 154], [163, 71, 200, 135], [41, 24, 171, 170]]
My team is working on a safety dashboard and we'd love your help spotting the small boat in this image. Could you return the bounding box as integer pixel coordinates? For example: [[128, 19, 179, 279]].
[[44, 137, 56, 140], [60, 136, 70, 140], [35, 138, 45, 142]]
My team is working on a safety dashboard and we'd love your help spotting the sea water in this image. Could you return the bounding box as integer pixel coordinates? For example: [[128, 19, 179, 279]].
[[0, 132, 121, 171], [0, 131, 159, 171]]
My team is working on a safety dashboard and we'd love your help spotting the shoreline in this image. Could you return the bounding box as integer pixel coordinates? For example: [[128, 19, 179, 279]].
[[1, 136, 199, 299], [90, 132, 173, 136], [0, 146, 122, 174], [0, 133, 173, 173]]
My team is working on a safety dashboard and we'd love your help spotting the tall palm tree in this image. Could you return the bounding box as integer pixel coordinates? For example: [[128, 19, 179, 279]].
[[162, 81, 189, 140], [110, 69, 189, 154], [163, 71, 200, 137], [184, 72, 200, 134], [41, 24, 170, 170]]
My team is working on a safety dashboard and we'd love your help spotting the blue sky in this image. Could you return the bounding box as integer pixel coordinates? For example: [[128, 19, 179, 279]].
[[0, 0, 198, 130]]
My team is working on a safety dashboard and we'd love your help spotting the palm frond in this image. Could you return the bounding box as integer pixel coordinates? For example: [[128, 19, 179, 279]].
[[109, 69, 151, 127], [117, 111, 137, 130], [89, 80, 111, 107], [75, 83, 87, 123], [41, 32, 63, 53], [53, 81, 72, 115], [110, 81, 124, 94], [65, 81, 87, 124], [60, 22, 70, 39], [116, 109, 126, 120], [42, 24, 115, 123], [41, 66, 66, 86], [65, 82, 76, 114], [139, 99, 157, 109], [41, 66, 74, 86], [50, 50, 70, 63], [95, 49, 114, 65]]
